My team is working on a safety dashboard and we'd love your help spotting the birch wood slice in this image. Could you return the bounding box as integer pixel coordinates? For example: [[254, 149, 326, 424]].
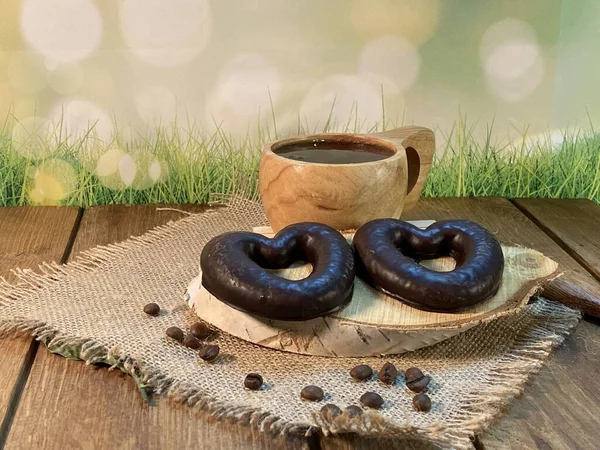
[[187, 222, 560, 357]]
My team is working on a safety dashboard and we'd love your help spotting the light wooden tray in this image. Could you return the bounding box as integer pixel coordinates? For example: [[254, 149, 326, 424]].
[[186, 222, 560, 357]]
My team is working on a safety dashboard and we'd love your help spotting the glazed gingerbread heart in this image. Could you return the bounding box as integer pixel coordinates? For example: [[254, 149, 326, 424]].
[[353, 219, 504, 312], [200, 222, 355, 321]]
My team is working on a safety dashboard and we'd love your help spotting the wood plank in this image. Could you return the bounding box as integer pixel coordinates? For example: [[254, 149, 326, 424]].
[[479, 318, 600, 450], [4, 205, 314, 450], [0, 206, 81, 444], [321, 435, 456, 449], [397, 197, 600, 450], [512, 198, 600, 281], [512, 198, 600, 317], [0, 207, 81, 284]]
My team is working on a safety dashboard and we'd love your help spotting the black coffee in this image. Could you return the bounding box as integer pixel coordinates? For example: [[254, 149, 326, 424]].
[[275, 142, 392, 164]]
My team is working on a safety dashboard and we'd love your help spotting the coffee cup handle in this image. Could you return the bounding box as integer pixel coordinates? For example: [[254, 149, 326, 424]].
[[370, 126, 435, 212]]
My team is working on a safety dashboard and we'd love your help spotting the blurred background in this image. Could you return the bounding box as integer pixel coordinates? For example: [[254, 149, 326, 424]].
[[0, 0, 599, 205]]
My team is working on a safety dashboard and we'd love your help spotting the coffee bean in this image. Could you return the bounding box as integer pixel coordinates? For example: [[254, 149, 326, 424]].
[[378, 362, 398, 385], [344, 405, 363, 418], [360, 391, 384, 409], [350, 364, 373, 381], [244, 373, 263, 390], [190, 322, 212, 339], [408, 375, 430, 393], [320, 404, 342, 420], [413, 393, 432, 412], [199, 344, 220, 361], [405, 367, 424, 384], [183, 334, 201, 349], [143, 303, 160, 316], [166, 326, 184, 342], [300, 385, 324, 401], [405, 367, 430, 393]]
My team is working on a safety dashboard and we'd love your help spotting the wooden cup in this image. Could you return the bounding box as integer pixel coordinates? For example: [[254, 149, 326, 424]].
[[259, 126, 435, 232]]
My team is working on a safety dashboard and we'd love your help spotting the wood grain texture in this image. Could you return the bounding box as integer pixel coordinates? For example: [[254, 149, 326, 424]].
[[259, 126, 434, 232], [512, 199, 600, 280], [259, 133, 409, 232], [512, 198, 600, 317], [4, 204, 313, 450], [479, 318, 600, 450], [399, 198, 600, 449], [0, 207, 81, 284], [321, 435, 446, 449], [0, 206, 80, 439]]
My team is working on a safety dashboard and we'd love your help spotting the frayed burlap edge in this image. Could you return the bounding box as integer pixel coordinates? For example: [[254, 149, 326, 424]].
[[0, 194, 582, 449]]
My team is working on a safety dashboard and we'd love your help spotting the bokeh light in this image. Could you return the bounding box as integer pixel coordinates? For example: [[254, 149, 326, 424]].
[[203, 95, 255, 137], [96, 147, 122, 177], [351, 0, 442, 46], [135, 86, 178, 124], [95, 148, 166, 190], [480, 18, 544, 102], [119, 0, 212, 67], [47, 62, 84, 95], [8, 52, 46, 94], [148, 160, 162, 181], [11, 116, 55, 159], [216, 53, 282, 116], [119, 153, 136, 187], [48, 98, 113, 144], [359, 35, 421, 95], [299, 75, 382, 131], [20, 0, 103, 64], [28, 159, 77, 205], [513, 128, 567, 152]]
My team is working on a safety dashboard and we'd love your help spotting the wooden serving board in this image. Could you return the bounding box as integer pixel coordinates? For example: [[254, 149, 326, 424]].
[[187, 222, 560, 357]]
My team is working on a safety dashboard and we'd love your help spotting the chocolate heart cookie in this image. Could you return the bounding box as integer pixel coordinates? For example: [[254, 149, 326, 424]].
[[200, 223, 355, 321], [353, 219, 504, 312]]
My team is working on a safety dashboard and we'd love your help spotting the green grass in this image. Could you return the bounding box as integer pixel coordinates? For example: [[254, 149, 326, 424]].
[[0, 113, 598, 207]]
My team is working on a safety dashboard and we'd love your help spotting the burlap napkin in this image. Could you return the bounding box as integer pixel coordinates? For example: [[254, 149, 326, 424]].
[[0, 195, 581, 449]]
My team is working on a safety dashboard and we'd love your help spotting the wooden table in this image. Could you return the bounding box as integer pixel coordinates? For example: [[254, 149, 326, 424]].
[[0, 198, 599, 450]]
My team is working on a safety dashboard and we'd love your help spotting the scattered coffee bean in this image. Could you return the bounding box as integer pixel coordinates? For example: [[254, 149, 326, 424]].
[[143, 303, 160, 316], [350, 364, 373, 381], [378, 362, 398, 385], [190, 322, 212, 339], [300, 385, 324, 401], [408, 375, 430, 393], [405, 367, 424, 383], [413, 393, 432, 412], [344, 405, 363, 418], [183, 334, 201, 349], [166, 326, 184, 342], [320, 404, 342, 420], [360, 391, 384, 409], [199, 344, 220, 361], [405, 367, 430, 393], [244, 373, 263, 390]]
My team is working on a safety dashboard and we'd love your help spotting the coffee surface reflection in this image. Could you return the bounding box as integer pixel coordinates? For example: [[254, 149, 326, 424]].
[[275, 142, 392, 164]]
